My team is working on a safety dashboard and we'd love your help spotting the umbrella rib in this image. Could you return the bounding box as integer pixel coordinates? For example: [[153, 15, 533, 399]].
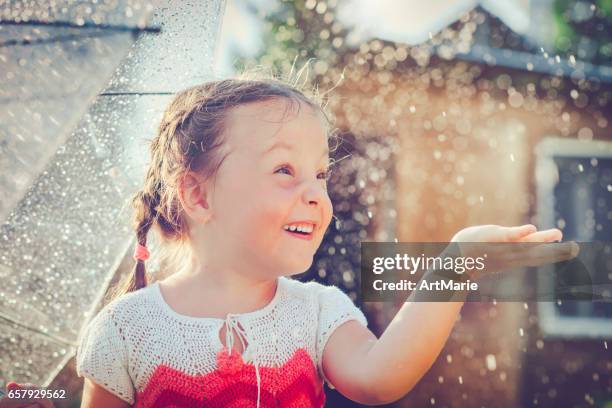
[[0, 30, 122, 47], [0, 19, 162, 47], [0, 19, 161, 33], [0, 311, 77, 347], [99, 92, 175, 96]]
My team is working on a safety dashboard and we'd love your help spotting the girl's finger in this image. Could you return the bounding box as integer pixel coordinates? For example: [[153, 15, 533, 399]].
[[505, 242, 579, 268], [520, 228, 562, 243], [505, 243, 572, 276], [505, 224, 538, 241]]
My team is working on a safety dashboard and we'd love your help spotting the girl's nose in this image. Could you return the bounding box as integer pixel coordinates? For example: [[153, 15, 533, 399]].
[[302, 180, 327, 206]]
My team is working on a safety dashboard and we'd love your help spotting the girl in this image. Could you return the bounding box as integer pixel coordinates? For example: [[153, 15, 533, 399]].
[[2, 74, 573, 408]]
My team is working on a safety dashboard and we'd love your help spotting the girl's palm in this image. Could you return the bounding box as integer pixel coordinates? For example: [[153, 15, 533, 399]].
[[450, 224, 579, 277]]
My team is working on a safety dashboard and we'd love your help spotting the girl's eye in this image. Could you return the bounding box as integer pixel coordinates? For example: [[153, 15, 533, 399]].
[[275, 165, 293, 176], [274, 164, 331, 180]]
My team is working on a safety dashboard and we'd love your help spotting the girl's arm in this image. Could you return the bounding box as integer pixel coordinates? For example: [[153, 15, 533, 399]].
[[80, 378, 132, 408], [322, 225, 569, 405], [322, 301, 464, 405]]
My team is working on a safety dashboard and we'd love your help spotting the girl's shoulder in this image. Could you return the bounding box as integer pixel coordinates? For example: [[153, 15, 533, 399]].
[[78, 283, 159, 342], [282, 276, 366, 322], [75, 285, 158, 405], [284, 276, 368, 390], [283, 275, 356, 301], [105, 282, 158, 317], [281, 275, 338, 306], [282, 274, 336, 295]]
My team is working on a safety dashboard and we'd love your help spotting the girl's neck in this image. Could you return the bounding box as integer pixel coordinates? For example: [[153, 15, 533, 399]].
[[159, 269, 279, 318]]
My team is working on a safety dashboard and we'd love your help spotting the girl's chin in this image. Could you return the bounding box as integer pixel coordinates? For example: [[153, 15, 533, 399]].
[[280, 270, 307, 278], [281, 257, 314, 274]]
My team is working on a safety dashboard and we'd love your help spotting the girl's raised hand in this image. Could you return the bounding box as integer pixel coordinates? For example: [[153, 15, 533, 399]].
[[451, 223, 560, 243], [449, 224, 579, 278]]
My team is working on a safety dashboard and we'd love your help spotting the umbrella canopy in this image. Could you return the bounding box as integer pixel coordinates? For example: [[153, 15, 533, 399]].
[[0, 0, 225, 388]]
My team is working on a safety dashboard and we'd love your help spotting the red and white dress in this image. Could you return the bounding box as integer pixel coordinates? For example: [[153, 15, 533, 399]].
[[76, 275, 368, 407]]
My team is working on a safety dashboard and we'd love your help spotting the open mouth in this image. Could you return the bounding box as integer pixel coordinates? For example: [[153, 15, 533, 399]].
[[283, 229, 314, 240], [282, 223, 316, 240], [286, 229, 310, 236]]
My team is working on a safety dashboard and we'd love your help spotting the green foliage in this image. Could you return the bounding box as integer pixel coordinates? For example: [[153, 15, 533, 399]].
[[552, 0, 612, 63]]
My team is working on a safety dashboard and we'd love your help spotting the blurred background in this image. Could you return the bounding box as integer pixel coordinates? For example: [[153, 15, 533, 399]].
[[1, 0, 611, 407]]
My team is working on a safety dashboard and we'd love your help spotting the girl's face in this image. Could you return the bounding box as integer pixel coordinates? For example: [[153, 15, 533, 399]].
[[207, 98, 333, 278]]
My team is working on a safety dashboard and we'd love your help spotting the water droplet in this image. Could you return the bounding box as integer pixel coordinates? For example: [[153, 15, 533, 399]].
[[485, 354, 497, 371]]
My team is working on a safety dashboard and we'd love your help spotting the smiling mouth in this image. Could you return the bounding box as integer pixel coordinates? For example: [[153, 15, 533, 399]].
[[282, 226, 315, 240], [284, 230, 314, 240], [285, 229, 311, 236]]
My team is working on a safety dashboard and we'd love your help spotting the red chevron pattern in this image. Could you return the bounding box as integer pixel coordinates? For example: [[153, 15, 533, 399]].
[[133, 347, 326, 407]]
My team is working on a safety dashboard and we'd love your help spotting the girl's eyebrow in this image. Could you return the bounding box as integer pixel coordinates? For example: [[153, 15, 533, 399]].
[[264, 140, 329, 158], [263, 140, 292, 154]]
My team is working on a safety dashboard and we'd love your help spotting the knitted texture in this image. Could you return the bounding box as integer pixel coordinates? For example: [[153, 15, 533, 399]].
[[76, 276, 368, 406]]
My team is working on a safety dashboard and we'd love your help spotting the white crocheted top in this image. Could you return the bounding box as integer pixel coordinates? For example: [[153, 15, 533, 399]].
[[75, 276, 368, 406]]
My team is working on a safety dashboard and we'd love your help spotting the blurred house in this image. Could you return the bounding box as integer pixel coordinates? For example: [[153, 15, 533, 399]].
[[216, 0, 612, 406], [321, 4, 612, 408]]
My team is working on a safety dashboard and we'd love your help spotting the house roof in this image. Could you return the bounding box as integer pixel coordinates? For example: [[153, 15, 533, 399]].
[[335, 0, 612, 84], [336, 0, 530, 46]]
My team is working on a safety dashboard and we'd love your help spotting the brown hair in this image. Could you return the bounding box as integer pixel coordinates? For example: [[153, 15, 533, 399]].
[[106, 66, 338, 303]]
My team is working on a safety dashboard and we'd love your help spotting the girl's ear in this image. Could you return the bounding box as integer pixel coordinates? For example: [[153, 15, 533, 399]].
[[178, 172, 212, 224]]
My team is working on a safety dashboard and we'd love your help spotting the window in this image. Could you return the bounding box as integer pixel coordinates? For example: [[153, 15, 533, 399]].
[[535, 137, 612, 338]]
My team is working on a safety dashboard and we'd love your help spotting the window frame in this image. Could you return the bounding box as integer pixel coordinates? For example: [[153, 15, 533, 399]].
[[535, 136, 612, 339]]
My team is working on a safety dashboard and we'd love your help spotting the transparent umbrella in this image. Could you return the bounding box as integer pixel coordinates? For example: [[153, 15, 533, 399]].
[[0, 0, 225, 391]]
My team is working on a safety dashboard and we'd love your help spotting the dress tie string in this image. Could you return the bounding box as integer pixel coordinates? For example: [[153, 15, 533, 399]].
[[225, 314, 261, 408]]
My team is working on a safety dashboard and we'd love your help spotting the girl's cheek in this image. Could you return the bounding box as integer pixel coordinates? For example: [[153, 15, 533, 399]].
[[254, 183, 294, 210]]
